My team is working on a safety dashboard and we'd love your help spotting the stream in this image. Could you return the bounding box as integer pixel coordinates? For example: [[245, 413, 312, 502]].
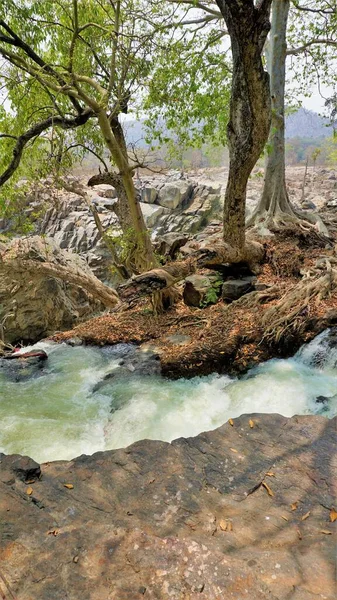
[[0, 330, 336, 463]]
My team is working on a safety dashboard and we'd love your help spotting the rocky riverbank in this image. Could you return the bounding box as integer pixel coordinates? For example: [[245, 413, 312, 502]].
[[52, 229, 337, 378], [0, 413, 336, 599]]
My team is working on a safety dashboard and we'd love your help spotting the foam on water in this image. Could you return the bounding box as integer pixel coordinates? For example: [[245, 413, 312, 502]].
[[0, 331, 336, 462]]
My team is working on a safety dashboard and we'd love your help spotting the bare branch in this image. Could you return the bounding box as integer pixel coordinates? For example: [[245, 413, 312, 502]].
[[287, 38, 337, 55]]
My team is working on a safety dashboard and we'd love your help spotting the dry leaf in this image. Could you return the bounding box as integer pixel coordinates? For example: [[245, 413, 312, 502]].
[[228, 418, 234, 426], [26, 479, 36, 484], [64, 483, 74, 489], [265, 472, 275, 477], [230, 448, 238, 453], [329, 507, 337, 523], [219, 520, 227, 531], [321, 530, 332, 535], [301, 511, 310, 521], [281, 516, 289, 521], [227, 521, 233, 532], [262, 482, 274, 497], [249, 419, 254, 428], [47, 529, 59, 536], [291, 502, 298, 511], [26, 486, 33, 496], [296, 529, 302, 540]]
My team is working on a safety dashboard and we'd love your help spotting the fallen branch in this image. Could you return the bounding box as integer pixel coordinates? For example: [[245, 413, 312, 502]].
[[118, 238, 265, 303]]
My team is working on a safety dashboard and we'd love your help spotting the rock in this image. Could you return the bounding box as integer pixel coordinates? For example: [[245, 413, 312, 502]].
[[310, 195, 327, 209], [95, 185, 117, 198], [157, 181, 193, 209], [0, 414, 335, 599], [327, 199, 337, 208], [0, 350, 48, 382], [140, 202, 165, 227], [222, 277, 255, 302], [302, 201, 317, 210], [92, 347, 161, 393], [3, 350, 48, 362], [0, 455, 41, 483], [0, 236, 106, 344], [154, 233, 190, 259], [65, 337, 83, 347], [183, 273, 223, 307], [316, 395, 329, 404], [141, 186, 158, 204]]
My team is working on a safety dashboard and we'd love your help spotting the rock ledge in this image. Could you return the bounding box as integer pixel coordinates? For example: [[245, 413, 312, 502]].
[[0, 414, 336, 599]]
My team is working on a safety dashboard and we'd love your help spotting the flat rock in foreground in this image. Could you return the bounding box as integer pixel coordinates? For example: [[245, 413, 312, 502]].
[[0, 414, 336, 599]]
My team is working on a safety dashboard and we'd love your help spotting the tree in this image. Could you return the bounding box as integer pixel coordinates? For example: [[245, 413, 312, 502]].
[[120, 0, 272, 299], [214, 0, 272, 251], [247, 0, 336, 233], [0, 0, 191, 281]]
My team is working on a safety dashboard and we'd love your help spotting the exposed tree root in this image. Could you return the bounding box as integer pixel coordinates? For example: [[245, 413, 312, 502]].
[[247, 207, 330, 240], [259, 256, 337, 343], [119, 239, 265, 305]]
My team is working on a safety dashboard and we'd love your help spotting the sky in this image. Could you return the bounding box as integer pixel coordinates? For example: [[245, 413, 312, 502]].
[[301, 86, 335, 114]]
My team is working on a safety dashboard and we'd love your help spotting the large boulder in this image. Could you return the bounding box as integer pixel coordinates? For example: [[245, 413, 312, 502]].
[[140, 202, 166, 227], [157, 181, 193, 209], [0, 236, 108, 344]]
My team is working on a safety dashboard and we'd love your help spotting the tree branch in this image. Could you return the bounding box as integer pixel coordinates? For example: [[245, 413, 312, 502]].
[[287, 38, 337, 55], [291, 1, 335, 15], [0, 110, 93, 188], [0, 19, 83, 113]]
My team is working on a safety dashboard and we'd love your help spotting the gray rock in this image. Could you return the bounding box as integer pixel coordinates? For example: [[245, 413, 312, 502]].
[[140, 202, 166, 227], [222, 277, 255, 302], [141, 186, 158, 204], [0, 236, 106, 344], [154, 233, 190, 259], [302, 201, 317, 210], [66, 337, 83, 347], [157, 181, 193, 209]]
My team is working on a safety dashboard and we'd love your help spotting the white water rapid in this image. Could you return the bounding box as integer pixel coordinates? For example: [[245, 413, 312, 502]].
[[0, 331, 336, 463]]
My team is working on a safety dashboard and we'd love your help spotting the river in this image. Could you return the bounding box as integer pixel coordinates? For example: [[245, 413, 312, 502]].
[[0, 330, 336, 463]]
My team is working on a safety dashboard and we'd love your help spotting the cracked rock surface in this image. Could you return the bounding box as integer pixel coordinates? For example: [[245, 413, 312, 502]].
[[0, 414, 336, 599]]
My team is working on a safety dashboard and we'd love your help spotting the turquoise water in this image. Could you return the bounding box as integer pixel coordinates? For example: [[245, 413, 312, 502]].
[[0, 331, 336, 463]]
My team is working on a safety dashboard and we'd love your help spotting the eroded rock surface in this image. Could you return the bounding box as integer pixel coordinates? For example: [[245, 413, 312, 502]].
[[0, 236, 106, 344], [0, 414, 335, 599]]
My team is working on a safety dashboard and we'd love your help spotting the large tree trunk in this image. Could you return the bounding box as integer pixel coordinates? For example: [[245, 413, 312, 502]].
[[216, 0, 272, 252], [96, 111, 158, 273], [247, 0, 328, 236], [94, 112, 177, 312]]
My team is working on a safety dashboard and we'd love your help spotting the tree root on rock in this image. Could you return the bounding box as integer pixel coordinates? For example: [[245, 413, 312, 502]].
[[247, 207, 330, 241], [260, 256, 337, 343]]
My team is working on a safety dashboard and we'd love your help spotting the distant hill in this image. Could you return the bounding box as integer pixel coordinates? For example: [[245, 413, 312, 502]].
[[123, 108, 333, 147], [285, 108, 332, 139]]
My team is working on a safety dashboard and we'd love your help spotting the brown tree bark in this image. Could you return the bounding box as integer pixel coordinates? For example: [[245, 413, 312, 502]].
[[246, 0, 328, 236], [215, 0, 272, 251]]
